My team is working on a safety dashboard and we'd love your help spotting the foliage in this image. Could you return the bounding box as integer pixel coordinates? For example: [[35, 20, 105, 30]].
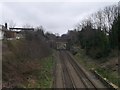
[[26, 55, 54, 88], [109, 15, 120, 49], [75, 4, 119, 58], [96, 68, 120, 87], [78, 26, 109, 58], [75, 49, 119, 87], [2, 27, 53, 88]]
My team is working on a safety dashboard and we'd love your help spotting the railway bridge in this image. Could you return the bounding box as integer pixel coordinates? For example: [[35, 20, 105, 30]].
[[56, 38, 68, 50]]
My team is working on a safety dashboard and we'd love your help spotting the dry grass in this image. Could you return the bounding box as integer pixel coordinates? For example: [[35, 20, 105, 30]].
[[2, 39, 54, 88]]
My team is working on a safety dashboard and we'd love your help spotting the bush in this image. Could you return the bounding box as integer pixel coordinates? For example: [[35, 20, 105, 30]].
[[79, 28, 110, 58], [2, 30, 52, 87]]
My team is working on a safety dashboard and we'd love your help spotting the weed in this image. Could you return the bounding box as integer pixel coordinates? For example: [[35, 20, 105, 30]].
[[74, 48, 119, 87]]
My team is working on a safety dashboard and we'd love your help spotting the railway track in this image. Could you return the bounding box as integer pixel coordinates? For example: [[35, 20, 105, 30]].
[[60, 51, 75, 88], [64, 51, 97, 89], [54, 50, 108, 89]]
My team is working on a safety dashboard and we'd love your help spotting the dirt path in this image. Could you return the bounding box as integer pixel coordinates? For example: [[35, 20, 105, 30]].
[[54, 50, 110, 89]]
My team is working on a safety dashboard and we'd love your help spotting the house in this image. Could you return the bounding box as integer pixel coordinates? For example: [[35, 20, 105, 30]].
[[0, 23, 34, 40], [0, 23, 19, 40], [9, 27, 34, 39], [0, 25, 4, 40], [4, 30, 21, 40], [0, 24, 8, 40]]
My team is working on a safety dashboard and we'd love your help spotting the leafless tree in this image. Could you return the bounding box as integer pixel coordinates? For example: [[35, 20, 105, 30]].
[[103, 5, 118, 31], [22, 24, 33, 28], [55, 33, 60, 37], [9, 20, 16, 28], [94, 10, 105, 31]]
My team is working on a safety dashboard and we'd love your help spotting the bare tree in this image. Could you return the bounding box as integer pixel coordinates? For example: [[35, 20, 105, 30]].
[[9, 20, 16, 28], [118, 1, 120, 15], [103, 5, 117, 31], [94, 10, 105, 30], [22, 24, 33, 28]]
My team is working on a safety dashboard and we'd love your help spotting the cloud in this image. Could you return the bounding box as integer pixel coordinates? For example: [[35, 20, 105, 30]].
[[0, 0, 120, 2], [1, 2, 118, 35]]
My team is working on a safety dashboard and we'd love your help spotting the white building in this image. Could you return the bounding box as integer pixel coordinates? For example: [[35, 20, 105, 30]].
[[0, 25, 4, 40]]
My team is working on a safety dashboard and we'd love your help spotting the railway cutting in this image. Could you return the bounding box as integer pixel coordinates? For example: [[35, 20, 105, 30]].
[[53, 50, 112, 89]]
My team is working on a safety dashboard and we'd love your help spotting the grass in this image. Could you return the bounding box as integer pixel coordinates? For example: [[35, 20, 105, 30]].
[[2, 39, 55, 88], [96, 67, 120, 87], [26, 55, 55, 88], [74, 48, 120, 87], [75, 49, 98, 69]]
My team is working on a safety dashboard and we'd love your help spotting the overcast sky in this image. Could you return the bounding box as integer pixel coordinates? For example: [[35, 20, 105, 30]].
[[0, 1, 119, 35]]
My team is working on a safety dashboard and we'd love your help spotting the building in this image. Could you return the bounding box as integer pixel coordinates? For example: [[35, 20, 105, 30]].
[[0, 25, 4, 40], [0, 23, 21, 40], [0, 24, 8, 40], [0, 23, 34, 40], [4, 30, 22, 40]]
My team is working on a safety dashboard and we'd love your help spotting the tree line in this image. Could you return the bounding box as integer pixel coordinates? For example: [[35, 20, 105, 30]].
[[68, 3, 119, 58]]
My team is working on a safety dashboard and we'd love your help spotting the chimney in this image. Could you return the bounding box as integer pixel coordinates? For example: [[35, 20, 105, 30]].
[[5, 23, 7, 29]]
